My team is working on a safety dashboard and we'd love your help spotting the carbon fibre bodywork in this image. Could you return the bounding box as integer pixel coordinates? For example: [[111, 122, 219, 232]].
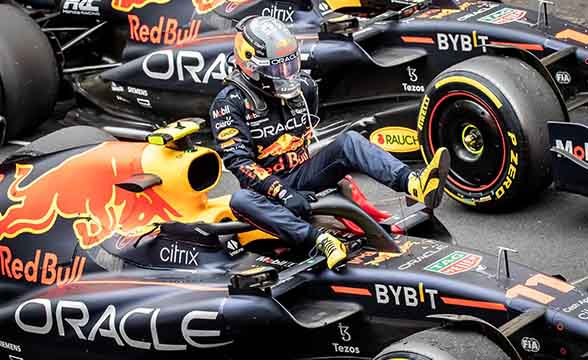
[[1, 131, 588, 359]]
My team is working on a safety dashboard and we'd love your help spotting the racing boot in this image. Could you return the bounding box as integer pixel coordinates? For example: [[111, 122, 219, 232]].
[[316, 233, 347, 269], [407, 147, 450, 209]]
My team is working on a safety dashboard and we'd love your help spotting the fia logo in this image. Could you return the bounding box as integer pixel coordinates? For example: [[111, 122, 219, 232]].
[[521, 337, 540, 353], [407, 66, 418, 82], [338, 323, 351, 342]]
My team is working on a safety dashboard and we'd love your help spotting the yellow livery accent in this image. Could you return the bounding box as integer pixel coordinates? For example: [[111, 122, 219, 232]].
[[147, 120, 201, 147], [435, 76, 503, 109], [324, 0, 362, 11]]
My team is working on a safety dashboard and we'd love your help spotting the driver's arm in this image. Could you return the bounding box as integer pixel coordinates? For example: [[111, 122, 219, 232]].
[[210, 95, 288, 200]]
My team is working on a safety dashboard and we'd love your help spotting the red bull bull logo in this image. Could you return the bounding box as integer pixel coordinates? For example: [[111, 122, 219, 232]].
[[257, 133, 306, 160], [0, 245, 86, 287], [0, 142, 187, 249], [112, 0, 170, 13]]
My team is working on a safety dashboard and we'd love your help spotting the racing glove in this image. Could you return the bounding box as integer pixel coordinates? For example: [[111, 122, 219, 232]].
[[267, 179, 312, 219], [280, 188, 312, 219]]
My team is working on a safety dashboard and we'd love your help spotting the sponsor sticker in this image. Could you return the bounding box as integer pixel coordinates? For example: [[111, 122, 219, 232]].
[[143, 50, 231, 84], [215, 117, 234, 130], [398, 241, 448, 270], [0, 339, 21, 353], [370, 127, 419, 153], [256, 256, 295, 268], [159, 243, 199, 266], [0, 245, 86, 287], [555, 139, 588, 162], [226, 239, 244, 257], [437, 32, 489, 53], [128, 15, 201, 46], [212, 105, 231, 119], [220, 139, 236, 149], [217, 127, 239, 141], [375, 282, 439, 310], [424, 251, 482, 275], [62, 0, 100, 16], [127, 86, 148, 96], [16, 299, 232, 350], [478, 8, 528, 25], [261, 2, 295, 23], [563, 296, 588, 313], [111, 82, 124, 92]]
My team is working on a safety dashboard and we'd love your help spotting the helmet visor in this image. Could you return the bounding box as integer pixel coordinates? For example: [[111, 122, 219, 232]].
[[255, 52, 301, 81]]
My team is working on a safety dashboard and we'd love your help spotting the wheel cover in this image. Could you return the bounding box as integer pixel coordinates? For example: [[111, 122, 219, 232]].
[[428, 91, 507, 192]]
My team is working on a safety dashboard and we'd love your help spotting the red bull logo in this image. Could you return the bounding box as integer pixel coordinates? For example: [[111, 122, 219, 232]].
[[0, 142, 186, 249], [0, 245, 86, 287], [112, 0, 170, 13], [128, 15, 201, 46], [257, 133, 306, 160]]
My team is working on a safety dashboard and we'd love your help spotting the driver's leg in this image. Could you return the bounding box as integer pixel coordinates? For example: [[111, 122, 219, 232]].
[[229, 189, 318, 248], [288, 131, 449, 209], [230, 189, 346, 269], [288, 131, 411, 191]]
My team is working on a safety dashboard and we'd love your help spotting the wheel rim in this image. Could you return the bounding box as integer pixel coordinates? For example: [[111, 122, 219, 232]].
[[428, 91, 507, 192]]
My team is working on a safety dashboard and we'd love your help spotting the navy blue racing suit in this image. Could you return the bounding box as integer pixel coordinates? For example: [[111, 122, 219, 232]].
[[209, 74, 412, 248]]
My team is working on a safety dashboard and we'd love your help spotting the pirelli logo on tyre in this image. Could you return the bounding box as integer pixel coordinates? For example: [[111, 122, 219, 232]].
[[417, 95, 430, 131]]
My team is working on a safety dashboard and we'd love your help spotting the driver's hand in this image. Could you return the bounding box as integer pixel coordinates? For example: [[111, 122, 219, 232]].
[[278, 188, 312, 219]]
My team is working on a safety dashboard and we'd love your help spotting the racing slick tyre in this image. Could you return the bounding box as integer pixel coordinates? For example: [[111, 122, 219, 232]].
[[374, 327, 509, 360], [0, 3, 59, 139], [418, 55, 566, 211]]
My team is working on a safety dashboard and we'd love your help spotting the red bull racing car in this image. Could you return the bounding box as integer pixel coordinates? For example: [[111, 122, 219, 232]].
[[1, 122, 588, 360], [1, 0, 588, 211]]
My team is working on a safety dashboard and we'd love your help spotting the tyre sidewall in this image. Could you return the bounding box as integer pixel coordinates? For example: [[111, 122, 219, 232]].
[[418, 70, 524, 208], [0, 4, 59, 138]]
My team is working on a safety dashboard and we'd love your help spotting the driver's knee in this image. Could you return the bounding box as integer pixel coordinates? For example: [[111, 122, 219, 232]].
[[333, 130, 362, 151], [229, 189, 256, 215], [343, 130, 365, 146]]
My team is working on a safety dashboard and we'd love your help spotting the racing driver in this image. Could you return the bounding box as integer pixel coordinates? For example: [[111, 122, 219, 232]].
[[210, 16, 450, 270]]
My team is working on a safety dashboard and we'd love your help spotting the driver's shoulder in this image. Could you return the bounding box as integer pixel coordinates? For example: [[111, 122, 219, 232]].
[[212, 85, 247, 109]]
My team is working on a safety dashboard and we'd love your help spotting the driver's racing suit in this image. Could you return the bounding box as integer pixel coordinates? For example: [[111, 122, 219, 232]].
[[210, 74, 412, 248]]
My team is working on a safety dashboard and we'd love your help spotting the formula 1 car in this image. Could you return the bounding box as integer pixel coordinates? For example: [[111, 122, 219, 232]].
[[1, 0, 588, 211], [1, 122, 588, 360]]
